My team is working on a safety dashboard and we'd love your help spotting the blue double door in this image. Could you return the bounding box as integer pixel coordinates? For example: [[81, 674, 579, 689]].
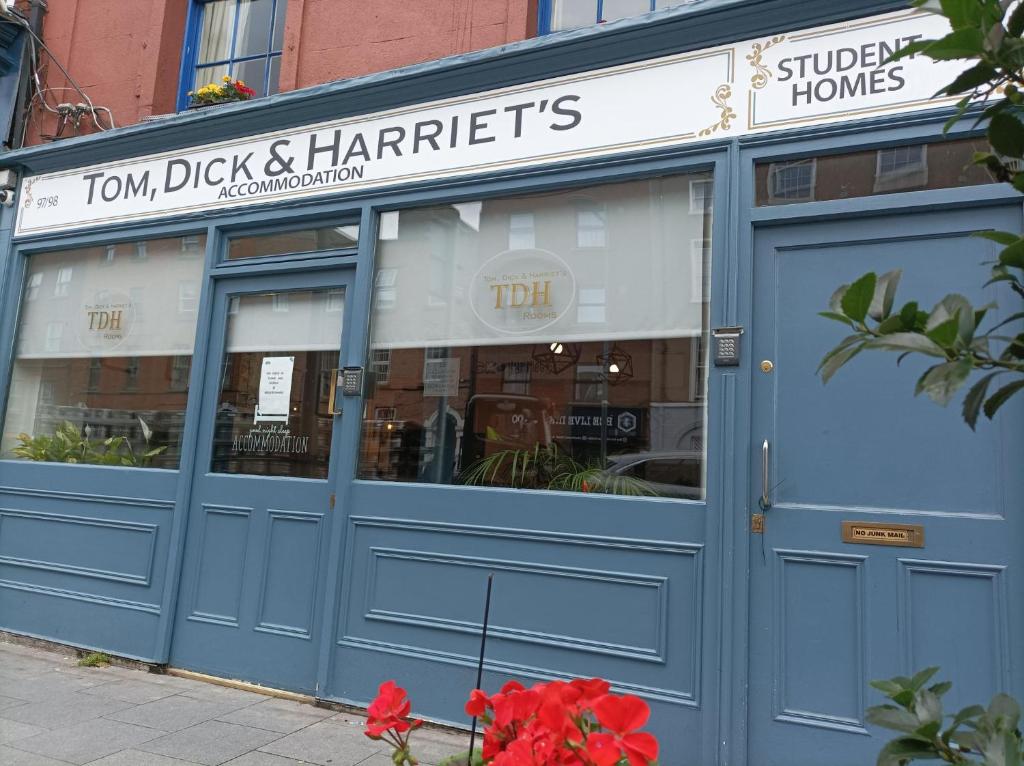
[[170, 266, 355, 693], [746, 204, 1024, 765]]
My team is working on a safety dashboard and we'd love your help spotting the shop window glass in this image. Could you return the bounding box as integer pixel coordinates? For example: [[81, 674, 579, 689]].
[[755, 137, 993, 206], [2, 235, 207, 469], [227, 224, 359, 260], [185, 0, 287, 105], [547, 0, 689, 31], [210, 288, 344, 479], [358, 174, 713, 500]]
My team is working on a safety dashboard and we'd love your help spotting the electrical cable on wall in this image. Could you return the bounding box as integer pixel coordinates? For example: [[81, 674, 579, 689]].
[[0, 0, 116, 142]]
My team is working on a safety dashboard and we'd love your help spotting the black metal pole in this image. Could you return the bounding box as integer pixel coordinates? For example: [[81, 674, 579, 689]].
[[467, 572, 494, 765]]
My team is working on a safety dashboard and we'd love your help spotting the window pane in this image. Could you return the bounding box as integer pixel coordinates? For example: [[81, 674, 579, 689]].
[[235, 57, 268, 98], [359, 174, 713, 500], [754, 137, 992, 206], [272, 0, 288, 50], [268, 54, 282, 95], [235, 0, 274, 58], [2, 236, 207, 469], [198, 0, 236, 64], [194, 63, 230, 92], [602, 0, 651, 22], [227, 224, 359, 260], [211, 289, 344, 478], [550, 0, 597, 30]]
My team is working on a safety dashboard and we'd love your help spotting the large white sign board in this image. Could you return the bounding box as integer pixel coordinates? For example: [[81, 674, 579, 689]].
[[16, 9, 965, 237]]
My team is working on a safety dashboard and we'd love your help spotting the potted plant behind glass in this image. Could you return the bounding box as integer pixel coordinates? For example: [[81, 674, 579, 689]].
[[188, 76, 256, 109]]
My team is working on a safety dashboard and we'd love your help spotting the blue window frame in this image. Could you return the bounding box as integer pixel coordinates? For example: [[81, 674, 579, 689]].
[[538, 0, 688, 33], [178, 0, 287, 111]]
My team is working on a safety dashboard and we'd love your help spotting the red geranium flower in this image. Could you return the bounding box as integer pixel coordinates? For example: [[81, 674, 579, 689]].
[[589, 695, 658, 766]]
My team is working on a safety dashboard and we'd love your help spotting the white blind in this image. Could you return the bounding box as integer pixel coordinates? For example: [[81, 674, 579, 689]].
[[369, 175, 710, 350], [225, 289, 344, 353], [15, 239, 205, 360]]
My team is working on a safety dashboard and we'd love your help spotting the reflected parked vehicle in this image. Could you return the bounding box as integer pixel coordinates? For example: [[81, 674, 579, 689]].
[[602, 450, 704, 500]]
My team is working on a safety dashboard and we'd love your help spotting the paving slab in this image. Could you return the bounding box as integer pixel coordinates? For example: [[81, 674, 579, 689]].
[[106, 693, 258, 732], [82, 678, 182, 705], [84, 750, 196, 765], [0, 691, 134, 729], [223, 753, 316, 765], [0, 744, 73, 765], [0, 716, 46, 745], [258, 719, 383, 765], [216, 697, 334, 734], [0, 641, 467, 766], [12, 716, 167, 765], [138, 720, 283, 765]]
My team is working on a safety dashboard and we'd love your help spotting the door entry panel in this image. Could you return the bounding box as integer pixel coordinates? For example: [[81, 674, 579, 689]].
[[747, 207, 1024, 765], [171, 269, 353, 692]]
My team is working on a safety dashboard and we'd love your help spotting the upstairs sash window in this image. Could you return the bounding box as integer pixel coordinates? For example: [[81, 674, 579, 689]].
[[181, 0, 287, 108]]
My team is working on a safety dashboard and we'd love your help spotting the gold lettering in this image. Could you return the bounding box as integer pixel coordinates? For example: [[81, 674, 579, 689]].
[[510, 283, 529, 308], [531, 280, 551, 307], [491, 283, 509, 309], [87, 311, 100, 330], [108, 310, 122, 331]]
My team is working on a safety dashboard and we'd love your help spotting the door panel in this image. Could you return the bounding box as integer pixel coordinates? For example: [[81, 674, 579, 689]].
[[748, 206, 1024, 765], [171, 269, 353, 693]]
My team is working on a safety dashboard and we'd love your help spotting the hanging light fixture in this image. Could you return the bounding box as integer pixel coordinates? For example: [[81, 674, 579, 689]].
[[597, 344, 634, 385], [531, 341, 581, 374]]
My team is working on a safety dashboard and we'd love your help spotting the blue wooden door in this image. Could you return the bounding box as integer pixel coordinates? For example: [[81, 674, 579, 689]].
[[747, 205, 1024, 765], [170, 267, 354, 693]]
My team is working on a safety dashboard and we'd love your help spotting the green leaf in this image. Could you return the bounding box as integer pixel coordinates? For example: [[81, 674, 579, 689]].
[[819, 343, 863, 384], [910, 667, 942, 692], [876, 737, 941, 766], [951, 704, 987, 728], [869, 269, 902, 321], [900, 301, 921, 331], [819, 311, 855, 326], [925, 316, 960, 349], [939, 0, 983, 28], [990, 111, 1024, 158], [943, 61, 997, 94], [871, 679, 906, 696], [885, 38, 935, 64], [989, 311, 1024, 333], [988, 693, 1022, 727], [983, 378, 1024, 419], [878, 315, 905, 334], [962, 371, 1003, 429], [841, 273, 877, 323], [924, 27, 987, 59], [976, 230, 1022, 246], [866, 705, 923, 734], [1000, 238, 1024, 268], [915, 359, 973, 406], [914, 689, 944, 725], [865, 333, 947, 357], [828, 284, 849, 314]]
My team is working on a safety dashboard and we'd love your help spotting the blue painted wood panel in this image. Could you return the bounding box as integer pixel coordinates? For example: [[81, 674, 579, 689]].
[[746, 205, 1024, 765], [0, 462, 177, 660]]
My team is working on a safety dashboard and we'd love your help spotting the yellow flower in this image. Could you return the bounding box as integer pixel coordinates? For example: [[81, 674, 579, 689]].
[[222, 75, 231, 82]]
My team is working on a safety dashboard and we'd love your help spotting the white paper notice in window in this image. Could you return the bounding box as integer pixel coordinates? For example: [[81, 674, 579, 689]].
[[255, 356, 294, 423]]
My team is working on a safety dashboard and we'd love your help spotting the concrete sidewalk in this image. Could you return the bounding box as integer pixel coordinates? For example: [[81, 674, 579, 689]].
[[0, 640, 467, 765]]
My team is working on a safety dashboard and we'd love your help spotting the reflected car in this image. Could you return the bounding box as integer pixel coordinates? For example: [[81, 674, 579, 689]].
[[602, 450, 704, 500]]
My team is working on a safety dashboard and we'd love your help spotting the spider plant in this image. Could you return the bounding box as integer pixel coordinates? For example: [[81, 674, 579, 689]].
[[459, 442, 657, 496]]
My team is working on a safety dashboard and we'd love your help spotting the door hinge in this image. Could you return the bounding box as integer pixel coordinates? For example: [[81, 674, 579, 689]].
[[329, 493, 336, 510], [751, 513, 765, 534]]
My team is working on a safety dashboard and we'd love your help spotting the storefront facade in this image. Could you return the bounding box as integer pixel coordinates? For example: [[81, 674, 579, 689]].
[[0, 2, 1021, 764]]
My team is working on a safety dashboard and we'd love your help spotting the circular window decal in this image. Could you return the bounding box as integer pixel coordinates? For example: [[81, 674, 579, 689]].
[[468, 248, 576, 336], [77, 290, 137, 353]]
